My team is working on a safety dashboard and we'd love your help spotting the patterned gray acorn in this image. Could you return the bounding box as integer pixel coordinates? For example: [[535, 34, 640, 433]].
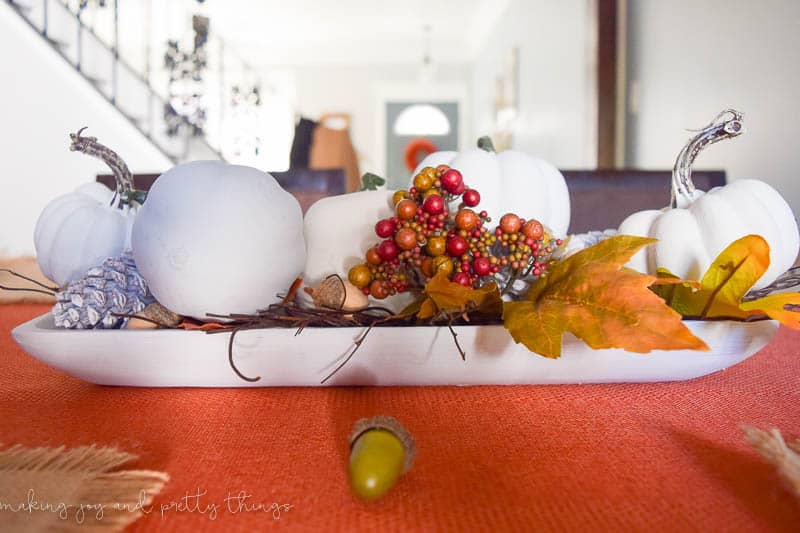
[[52, 252, 154, 329]]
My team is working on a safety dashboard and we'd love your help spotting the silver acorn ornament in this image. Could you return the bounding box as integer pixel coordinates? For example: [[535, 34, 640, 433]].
[[52, 252, 154, 329]]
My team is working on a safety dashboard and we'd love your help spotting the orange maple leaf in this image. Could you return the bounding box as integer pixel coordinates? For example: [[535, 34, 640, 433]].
[[503, 235, 709, 358], [176, 321, 229, 331]]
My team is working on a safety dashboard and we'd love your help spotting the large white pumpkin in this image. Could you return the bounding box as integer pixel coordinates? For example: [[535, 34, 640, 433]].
[[412, 137, 570, 236], [618, 110, 799, 290], [35, 129, 138, 286], [132, 161, 305, 320]]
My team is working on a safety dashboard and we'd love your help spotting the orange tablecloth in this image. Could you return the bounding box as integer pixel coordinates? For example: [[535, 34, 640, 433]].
[[1, 304, 799, 532]]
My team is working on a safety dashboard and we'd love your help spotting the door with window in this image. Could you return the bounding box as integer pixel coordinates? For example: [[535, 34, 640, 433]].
[[385, 102, 459, 189]]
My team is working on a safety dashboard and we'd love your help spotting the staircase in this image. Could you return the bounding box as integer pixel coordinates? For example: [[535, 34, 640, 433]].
[[6, 0, 224, 163]]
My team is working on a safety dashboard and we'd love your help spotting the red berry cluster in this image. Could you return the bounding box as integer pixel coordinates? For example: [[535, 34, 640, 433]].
[[347, 165, 562, 299]]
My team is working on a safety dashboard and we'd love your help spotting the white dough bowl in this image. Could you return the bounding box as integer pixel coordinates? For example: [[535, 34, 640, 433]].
[[12, 315, 777, 387]]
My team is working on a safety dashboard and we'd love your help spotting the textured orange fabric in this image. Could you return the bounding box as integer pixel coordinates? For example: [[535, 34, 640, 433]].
[[1, 304, 799, 532]]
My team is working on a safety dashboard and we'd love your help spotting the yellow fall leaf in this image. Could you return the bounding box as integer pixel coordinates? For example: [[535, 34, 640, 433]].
[[651, 235, 800, 329], [417, 272, 503, 320], [740, 293, 800, 329]]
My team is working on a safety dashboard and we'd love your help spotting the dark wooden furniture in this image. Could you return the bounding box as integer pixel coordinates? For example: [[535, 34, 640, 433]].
[[98, 168, 346, 214], [596, 0, 618, 168], [562, 169, 726, 233], [101, 168, 725, 234]]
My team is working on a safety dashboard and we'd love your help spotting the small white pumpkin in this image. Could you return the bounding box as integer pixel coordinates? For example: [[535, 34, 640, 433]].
[[302, 189, 416, 311], [618, 110, 799, 290], [412, 137, 571, 236], [132, 161, 305, 320], [303, 189, 394, 286], [34, 129, 138, 286]]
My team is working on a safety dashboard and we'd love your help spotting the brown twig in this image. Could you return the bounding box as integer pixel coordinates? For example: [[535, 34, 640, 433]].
[[680, 314, 773, 323], [448, 321, 466, 361], [0, 268, 58, 296], [161, 299, 503, 383], [320, 325, 374, 385], [0, 285, 56, 297]]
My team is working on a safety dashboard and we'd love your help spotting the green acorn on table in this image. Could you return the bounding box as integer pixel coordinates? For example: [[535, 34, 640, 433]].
[[348, 416, 416, 501]]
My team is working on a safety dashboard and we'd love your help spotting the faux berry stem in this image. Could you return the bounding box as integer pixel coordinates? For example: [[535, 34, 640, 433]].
[[69, 127, 134, 206]]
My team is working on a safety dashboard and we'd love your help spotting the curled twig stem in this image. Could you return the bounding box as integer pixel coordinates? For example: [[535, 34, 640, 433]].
[[228, 327, 261, 382]]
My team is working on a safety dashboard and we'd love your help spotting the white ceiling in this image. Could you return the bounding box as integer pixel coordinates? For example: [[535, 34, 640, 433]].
[[203, 0, 510, 66]]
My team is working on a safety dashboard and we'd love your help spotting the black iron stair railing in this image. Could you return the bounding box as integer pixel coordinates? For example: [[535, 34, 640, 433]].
[[5, 0, 225, 163]]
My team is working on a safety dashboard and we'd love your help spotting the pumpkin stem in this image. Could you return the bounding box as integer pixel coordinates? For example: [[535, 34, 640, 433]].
[[360, 173, 386, 191], [477, 136, 496, 153], [671, 109, 744, 208], [69, 127, 134, 207]]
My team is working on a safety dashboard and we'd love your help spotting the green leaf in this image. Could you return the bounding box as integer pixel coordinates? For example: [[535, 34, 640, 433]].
[[360, 173, 386, 191]]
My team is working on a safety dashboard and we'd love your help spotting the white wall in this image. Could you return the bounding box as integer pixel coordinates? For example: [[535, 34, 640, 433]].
[[0, 2, 173, 257], [282, 63, 471, 175], [471, 0, 597, 168], [626, 0, 800, 215]]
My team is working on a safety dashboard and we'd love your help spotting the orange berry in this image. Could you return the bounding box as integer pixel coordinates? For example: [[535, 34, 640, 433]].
[[348, 265, 372, 289], [395, 228, 417, 250], [432, 255, 454, 276], [455, 209, 478, 231], [523, 220, 544, 240], [369, 280, 389, 299], [413, 173, 434, 191], [396, 199, 417, 220], [421, 257, 434, 277], [500, 213, 522, 234], [366, 247, 382, 265], [426, 236, 446, 256]]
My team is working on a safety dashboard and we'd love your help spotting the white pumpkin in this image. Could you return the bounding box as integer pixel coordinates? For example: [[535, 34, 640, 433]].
[[412, 137, 570, 236], [302, 189, 415, 311], [303, 189, 393, 286], [132, 161, 305, 320], [34, 129, 137, 286], [618, 110, 799, 290]]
